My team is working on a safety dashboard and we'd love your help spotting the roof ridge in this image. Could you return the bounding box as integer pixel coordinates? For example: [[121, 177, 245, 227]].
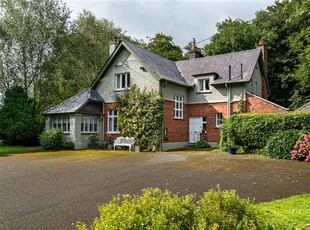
[[123, 40, 178, 64], [176, 48, 260, 64]]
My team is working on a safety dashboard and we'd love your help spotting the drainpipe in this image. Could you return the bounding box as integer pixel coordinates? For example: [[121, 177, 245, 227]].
[[225, 84, 231, 118]]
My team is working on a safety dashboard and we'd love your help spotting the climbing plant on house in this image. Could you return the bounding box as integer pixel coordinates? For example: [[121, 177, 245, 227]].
[[116, 85, 164, 151]]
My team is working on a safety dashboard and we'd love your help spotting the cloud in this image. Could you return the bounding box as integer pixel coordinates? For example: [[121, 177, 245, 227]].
[[63, 0, 274, 48]]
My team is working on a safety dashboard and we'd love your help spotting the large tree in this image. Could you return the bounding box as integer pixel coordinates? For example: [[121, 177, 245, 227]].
[[146, 33, 183, 61], [0, 0, 70, 108], [38, 10, 127, 110], [0, 86, 42, 145], [203, 18, 259, 56]]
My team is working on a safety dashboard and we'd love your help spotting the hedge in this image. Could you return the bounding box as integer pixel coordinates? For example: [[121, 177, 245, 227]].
[[219, 112, 310, 152]]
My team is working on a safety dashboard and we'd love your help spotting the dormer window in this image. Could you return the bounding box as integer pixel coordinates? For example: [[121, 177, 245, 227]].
[[115, 73, 130, 91], [198, 79, 210, 92]]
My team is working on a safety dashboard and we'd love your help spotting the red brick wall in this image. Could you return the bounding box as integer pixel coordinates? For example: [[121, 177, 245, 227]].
[[245, 93, 288, 113], [162, 100, 188, 143]]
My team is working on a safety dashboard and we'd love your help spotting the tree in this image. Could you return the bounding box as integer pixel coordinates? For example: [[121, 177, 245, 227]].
[[203, 18, 259, 56], [39, 10, 129, 111], [146, 33, 183, 61], [0, 0, 70, 109], [0, 86, 43, 145]]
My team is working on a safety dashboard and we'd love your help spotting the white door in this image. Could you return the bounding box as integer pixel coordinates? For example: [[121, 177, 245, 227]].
[[189, 117, 203, 143]]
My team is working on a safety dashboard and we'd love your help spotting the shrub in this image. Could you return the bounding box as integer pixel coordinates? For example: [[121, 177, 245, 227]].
[[63, 140, 75, 150], [116, 85, 164, 151], [39, 129, 65, 150], [220, 112, 310, 152], [77, 188, 196, 230], [291, 133, 310, 161], [261, 130, 301, 159], [77, 187, 273, 230], [192, 140, 210, 149], [0, 139, 4, 147], [196, 186, 271, 229]]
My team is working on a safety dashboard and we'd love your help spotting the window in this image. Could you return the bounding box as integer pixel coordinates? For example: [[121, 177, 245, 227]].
[[52, 116, 70, 133], [81, 117, 99, 133], [202, 117, 207, 133], [115, 73, 130, 90], [198, 79, 210, 92], [216, 113, 223, 128], [174, 95, 183, 119], [108, 110, 118, 133]]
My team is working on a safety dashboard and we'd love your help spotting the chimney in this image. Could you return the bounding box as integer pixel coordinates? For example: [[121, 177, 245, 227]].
[[256, 39, 267, 73], [188, 38, 204, 59], [109, 37, 121, 56]]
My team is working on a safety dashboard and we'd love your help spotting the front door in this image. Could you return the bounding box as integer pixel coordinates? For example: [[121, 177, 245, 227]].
[[189, 117, 203, 143]]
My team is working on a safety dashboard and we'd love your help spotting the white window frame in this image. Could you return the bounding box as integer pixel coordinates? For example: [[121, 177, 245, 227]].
[[108, 110, 119, 134], [216, 113, 223, 128], [198, 78, 210, 92], [115, 73, 130, 91], [174, 95, 184, 119], [52, 116, 70, 133], [81, 117, 99, 133]]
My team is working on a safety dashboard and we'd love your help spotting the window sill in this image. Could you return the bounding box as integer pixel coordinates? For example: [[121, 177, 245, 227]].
[[107, 132, 120, 135], [114, 88, 130, 92], [173, 117, 185, 121], [196, 91, 211, 94]]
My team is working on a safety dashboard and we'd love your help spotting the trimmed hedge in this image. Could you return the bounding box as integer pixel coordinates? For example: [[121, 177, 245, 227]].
[[77, 187, 273, 230], [261, 130, 302, 159], [219, 112, 310, 152], [39, 129, 65, 150]]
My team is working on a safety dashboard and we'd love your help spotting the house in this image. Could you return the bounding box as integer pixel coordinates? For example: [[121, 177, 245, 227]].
[[44, 38, 288, 150]]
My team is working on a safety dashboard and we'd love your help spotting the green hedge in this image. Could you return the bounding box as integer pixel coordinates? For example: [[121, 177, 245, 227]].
[[219, 112, 310, 152], [77, 187, 273, 230], [261, 130, 302, 159]]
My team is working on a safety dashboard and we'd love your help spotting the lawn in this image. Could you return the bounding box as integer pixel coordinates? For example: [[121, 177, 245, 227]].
[[0, 145, 29, 154], [257, 194, 310, 229]]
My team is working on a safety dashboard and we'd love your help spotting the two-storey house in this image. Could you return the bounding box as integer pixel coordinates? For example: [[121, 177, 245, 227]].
[[44, 38, 288, 150]]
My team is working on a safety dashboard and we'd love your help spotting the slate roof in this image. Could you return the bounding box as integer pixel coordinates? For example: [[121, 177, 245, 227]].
[[123, 41, 187, 85], [44, 88, 104, 115], [296, 101, 310, 111], [176, 49, 261, 85]]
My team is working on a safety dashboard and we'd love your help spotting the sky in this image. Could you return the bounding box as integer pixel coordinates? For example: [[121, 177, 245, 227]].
[[63, 0, 275, 49]]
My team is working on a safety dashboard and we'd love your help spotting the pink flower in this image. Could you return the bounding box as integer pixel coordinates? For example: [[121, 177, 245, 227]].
[[305, 155, 310, 162]]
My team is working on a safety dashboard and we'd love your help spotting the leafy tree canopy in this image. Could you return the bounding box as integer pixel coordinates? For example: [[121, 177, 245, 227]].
[[146, 33, 183, 61]]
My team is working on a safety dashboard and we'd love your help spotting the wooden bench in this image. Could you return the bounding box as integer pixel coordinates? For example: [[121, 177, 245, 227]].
[[113, 137, 135, 150]]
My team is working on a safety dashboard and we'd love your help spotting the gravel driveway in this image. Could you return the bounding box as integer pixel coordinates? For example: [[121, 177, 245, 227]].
[[0, 150, 309, 230]]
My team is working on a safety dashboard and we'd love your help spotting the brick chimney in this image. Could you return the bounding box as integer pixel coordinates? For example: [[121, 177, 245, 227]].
[[256, 39, 269, 99], [109, 37, 121, 56], [188, 38, 204, 59]]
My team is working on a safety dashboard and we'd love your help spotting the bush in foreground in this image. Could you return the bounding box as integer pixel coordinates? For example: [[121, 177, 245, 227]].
[[77, 187, 273, 230]]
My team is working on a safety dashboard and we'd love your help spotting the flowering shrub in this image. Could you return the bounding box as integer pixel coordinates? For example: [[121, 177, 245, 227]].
[[290, 133, 310, 161]]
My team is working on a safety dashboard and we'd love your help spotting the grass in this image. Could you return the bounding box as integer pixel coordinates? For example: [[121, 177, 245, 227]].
[[0, 145, 29, 154], [257, 194, 310, 229]]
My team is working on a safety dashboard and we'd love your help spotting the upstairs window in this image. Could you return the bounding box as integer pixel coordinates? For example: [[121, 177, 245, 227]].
[[81, 117, 99, 133], [174, 95, 184, 119], [52, 117, 70, 133], [216, 113, 223, 128], [198, 79, 210, 92], [115, 73, 130, 90]]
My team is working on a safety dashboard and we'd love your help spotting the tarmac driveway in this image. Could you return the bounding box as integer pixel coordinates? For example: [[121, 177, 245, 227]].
[[0, 150, 309, 230]]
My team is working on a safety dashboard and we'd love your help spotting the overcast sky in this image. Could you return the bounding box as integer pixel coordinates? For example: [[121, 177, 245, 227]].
[[63, 0, 275, 49]]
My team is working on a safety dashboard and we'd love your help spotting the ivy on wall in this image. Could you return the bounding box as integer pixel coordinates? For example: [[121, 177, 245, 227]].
[[116, 85, 164, 151]]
